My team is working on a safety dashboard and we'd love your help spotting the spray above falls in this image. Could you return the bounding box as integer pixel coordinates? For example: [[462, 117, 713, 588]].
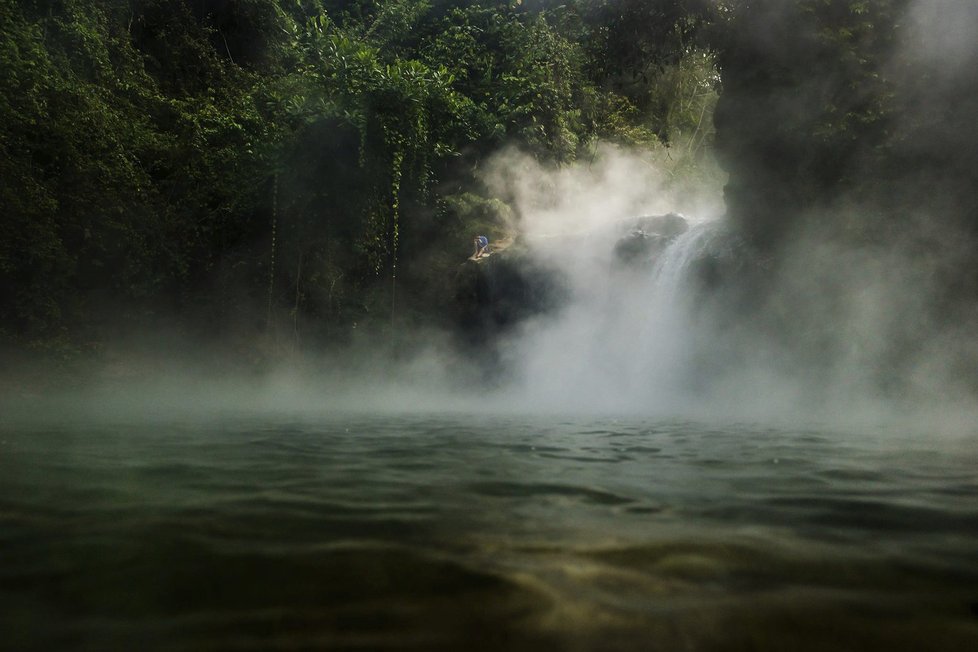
[[501, 213, 727, 414], [469, 145, 728, 414]]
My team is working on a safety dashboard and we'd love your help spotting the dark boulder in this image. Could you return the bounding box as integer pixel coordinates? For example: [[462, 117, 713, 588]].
[[453, 244, 565, 347], [613, 213, 689, 267]]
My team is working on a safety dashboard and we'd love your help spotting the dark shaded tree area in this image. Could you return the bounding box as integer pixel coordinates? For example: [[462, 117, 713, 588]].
[[712, 0, 978, 389], [0, 0, 717, 359], [14, 0, 973, 383], [716, 0, 978, 258], [714, 0, 906, 249], [1, 0, 282, 353]]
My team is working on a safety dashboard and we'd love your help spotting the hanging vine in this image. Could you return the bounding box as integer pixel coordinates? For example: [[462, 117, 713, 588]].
[[265, 171, 278, 332], [389, 147, 404, 330]]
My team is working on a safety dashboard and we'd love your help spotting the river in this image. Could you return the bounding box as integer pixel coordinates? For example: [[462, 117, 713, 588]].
[[2, 412, 977, 650]]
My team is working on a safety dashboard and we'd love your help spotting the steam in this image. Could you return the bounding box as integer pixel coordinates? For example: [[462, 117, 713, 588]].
[[479, 145, 730, 415], [696, 0, 978, 418], [482, 144, 724, 239], [479, 126, 977, 425], [904, 1, 978, 71], [5, 1, 977, 433]]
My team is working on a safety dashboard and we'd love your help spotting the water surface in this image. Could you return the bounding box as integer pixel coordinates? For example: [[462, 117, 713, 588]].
[[2, 413, 977, 650]]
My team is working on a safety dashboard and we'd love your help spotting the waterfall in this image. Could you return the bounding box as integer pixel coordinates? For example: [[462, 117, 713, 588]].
[[651, 220, 719, 297], [511, 217, 724, 412]]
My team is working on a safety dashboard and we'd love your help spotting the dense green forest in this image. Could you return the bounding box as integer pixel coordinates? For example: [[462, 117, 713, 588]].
[[714, 0, 978, 389], [0, 0, 718, 360], [2, 0, 976, 378]]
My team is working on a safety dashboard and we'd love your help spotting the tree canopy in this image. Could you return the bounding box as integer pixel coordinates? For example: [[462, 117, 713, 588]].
[[0, 0, 720, 355], [4, 0, 975, 377]]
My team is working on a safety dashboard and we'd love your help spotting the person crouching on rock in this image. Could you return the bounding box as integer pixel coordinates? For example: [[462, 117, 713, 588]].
[[472, 234, 490, 259]]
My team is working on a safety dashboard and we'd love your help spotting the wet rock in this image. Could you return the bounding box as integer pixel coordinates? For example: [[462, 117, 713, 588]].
[[453, 243, 564, 346], [628, 212, 690, 239], [613, 213, 689, 267]]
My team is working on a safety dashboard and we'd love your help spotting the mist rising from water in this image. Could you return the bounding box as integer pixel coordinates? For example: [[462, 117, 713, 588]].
[[480, 145, 734, 414], [723, 0, 978, 414], [475, 133, 977, 430], [9, 137, 972, 433], [7, 1, 978, 433]]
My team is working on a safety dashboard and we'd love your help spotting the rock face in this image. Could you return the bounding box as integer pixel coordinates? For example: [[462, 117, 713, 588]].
[[453, 244, 564, 346], [612, 213, 689, 268], [452, 213, 694, 347]]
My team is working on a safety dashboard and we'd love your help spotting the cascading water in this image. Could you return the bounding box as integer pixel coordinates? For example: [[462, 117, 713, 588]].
[[650, 221, 720, 297], [509, 217, 724, 412]]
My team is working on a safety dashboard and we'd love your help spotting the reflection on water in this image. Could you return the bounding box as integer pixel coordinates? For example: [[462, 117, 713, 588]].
[[1, 415, 977, 650]]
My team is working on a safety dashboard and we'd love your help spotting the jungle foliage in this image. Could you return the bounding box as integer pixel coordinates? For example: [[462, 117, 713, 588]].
[[713, 0, 978, 388], [5, 0, 974, 363], [715, 0, 978, 255], [0, 0, 719, 355]]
